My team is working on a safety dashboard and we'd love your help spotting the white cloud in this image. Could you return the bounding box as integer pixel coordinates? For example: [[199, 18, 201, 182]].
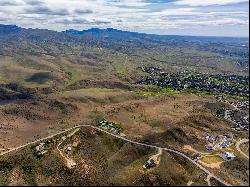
[[150, 8, 198, 16], [194, 18, 249, 25], [175, 0, 249, 6], [0, 0, 248, 36]]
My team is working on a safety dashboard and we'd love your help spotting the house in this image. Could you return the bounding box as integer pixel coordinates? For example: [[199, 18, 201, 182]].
[[35, 143, 47, 155], [205, 145, 214, 151], [232, 133, 237, 139], [205, 135, 210, 140], [69, 159, 77, 169], [191, 154, 201, 162], [219, 152, 236, 161], [206, 135, 218, 143], [208, 138, 214, 143], [220, 143, 228, 149], [143, 159, 156, 169], [225, 140, 232, 145], [97, 120, 122, 134]]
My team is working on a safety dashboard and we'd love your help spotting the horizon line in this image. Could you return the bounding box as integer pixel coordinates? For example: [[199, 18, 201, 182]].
[[0, 23, 249, 39]]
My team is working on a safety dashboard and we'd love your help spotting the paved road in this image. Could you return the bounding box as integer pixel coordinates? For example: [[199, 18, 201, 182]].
[[236, 139, 249, 159], [0, 124, 232, 186]]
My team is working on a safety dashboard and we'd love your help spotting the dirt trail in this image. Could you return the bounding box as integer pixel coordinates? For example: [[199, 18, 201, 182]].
[[236, 139, 249, 159], [184, 145, 199, 154], [57, 128, 80, 169], [206, 174, 213, 186], [198, 160, 223, 169], [183, 145, 210, 155], [187, 181, 194, 186], [149, 148, 162, 165]]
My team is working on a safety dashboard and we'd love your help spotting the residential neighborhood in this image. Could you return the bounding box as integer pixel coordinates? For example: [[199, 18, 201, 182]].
[[217, 96, 249, 131], [138, 68, 249, 98], [204, 132, 236, 151]]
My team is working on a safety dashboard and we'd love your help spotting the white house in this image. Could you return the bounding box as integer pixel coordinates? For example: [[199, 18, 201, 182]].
[[70, 160, 77, 168], [35, 143, 47, 155], [219, 152, 236, 161]]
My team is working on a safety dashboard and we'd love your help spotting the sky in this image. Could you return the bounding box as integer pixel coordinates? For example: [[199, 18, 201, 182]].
[[0, 0, 249, 37]]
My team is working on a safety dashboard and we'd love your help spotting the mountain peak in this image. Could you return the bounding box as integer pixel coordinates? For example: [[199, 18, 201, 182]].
[[0, 24, 21, 33], [63, 27, 123, 35]]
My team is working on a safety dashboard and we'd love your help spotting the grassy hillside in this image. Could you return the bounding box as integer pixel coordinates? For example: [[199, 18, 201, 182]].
[[0, 128, 207, 186], [0, 24, 249, 186], [0, 24, 249, 92]]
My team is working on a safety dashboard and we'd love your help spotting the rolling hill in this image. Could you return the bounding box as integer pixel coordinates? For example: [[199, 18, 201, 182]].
[[0, 24, 249, 91], [0, 24, 249, 186]]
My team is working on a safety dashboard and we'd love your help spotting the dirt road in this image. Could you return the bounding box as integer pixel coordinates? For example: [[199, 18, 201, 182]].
[[0, 124, 232, 186], [57, 128, 80, 168], [236, 139, 249, 159], [206, 174, 213, 186]]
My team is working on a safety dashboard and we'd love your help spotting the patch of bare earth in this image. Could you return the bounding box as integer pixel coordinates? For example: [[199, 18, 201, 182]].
[[198, 160, 223, 169], [9, 168, 25, 186], [187, 180, 194, 186], [0, 99, 79, 148]]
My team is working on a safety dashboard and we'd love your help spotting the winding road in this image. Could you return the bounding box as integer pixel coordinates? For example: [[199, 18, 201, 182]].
[[221, 99, 249, 160], [0, 124, 232, 186], [236, 139, 249, 159]]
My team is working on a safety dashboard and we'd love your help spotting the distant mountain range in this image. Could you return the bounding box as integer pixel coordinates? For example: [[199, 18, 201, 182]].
[[63, 27, 249, 44], [0, 24, 249, 77], [1, 24, 248, 42]]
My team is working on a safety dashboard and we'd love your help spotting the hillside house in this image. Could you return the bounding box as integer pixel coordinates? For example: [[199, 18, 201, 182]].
[[35, 143, 47, 155], [69, 159, 77, 169], [143, 159, 156, 169], [191, 154, 201, 162], [97, 120, 122, 134], [219, 152, 236, 161], [205, 145, 214, 151]]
